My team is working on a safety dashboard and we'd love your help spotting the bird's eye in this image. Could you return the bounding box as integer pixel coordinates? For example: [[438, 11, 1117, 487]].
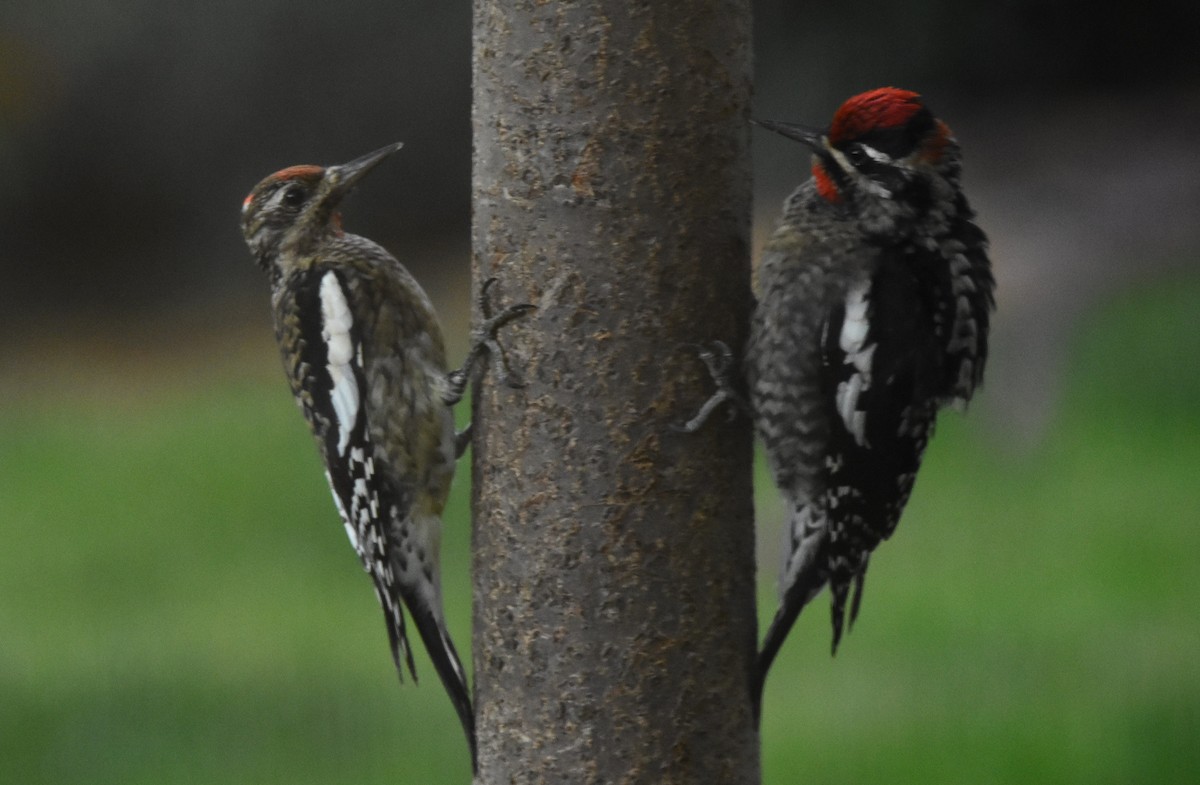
[[845, 144, 871, 167], [282, 186, 307, 207]]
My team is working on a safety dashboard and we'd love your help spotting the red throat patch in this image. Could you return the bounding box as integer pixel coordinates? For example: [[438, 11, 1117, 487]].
[[828, 87, 923, 146], [813, 160, 841, 203]]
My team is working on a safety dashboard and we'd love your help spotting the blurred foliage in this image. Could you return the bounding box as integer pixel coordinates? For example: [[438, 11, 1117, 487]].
[[1, 275, 1197, 783]]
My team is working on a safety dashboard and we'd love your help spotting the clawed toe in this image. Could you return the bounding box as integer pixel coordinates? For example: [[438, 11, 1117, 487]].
[[444, 280, 534, 405]]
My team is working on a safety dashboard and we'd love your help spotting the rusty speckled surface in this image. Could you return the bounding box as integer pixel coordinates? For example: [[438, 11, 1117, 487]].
[[470, 1, 757, 782]]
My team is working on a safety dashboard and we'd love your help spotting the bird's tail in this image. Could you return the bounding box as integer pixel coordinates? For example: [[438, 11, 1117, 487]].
[[754, 567, 826, 723], [754, 506, 830, 723], [404, 593, 477, 773]]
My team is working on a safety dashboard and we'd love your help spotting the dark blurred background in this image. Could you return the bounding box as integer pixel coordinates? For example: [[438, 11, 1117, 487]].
[[2, 2, 1197, 783], [3, 0, 1198, 440]]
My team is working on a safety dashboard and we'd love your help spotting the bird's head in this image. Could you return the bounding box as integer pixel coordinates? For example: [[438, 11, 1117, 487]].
[[240, 142, 404, 270], [758, 88, 960, 209]]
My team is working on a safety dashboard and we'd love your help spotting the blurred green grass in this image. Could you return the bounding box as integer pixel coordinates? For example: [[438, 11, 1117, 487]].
[[2, 276, 1198, 784]]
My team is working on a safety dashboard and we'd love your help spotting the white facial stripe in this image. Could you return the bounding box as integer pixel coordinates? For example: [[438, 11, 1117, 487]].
[[861, 144, 890, 163], [266, 184, 295, 212], [319, 271, 360, 456], [862, 179, 892, 198], [827, 146, 853, 174], [826, 144, 894, 198]]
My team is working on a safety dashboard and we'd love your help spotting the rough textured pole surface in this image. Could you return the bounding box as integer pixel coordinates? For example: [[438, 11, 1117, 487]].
[[471, 1, 756, 782]]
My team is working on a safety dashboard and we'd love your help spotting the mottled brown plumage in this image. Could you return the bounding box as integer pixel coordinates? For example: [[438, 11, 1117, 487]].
[[241, 144, 474, 767]]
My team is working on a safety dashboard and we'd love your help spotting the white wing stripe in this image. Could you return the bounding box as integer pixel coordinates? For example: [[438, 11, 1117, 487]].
[[836, 280, 874, 446], [319, 272, 360, 456], [839, 281, 871, 354]]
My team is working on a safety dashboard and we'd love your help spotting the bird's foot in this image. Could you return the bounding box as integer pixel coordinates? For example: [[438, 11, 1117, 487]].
[[673, 340, 750, 433], [444, 278, 535, 405]]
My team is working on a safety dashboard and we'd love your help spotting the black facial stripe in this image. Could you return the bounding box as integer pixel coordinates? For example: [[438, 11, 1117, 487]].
[[817, 149, 852, 190]]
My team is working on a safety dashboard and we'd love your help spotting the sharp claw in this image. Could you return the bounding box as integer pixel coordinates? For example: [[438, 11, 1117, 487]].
[[474, 304, 535, 343], [448, 280, 533, 398]]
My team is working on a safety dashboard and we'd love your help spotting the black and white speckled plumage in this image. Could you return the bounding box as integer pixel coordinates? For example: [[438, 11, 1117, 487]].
[[241, 145, 475, 767], [750, 90, 995, 699]]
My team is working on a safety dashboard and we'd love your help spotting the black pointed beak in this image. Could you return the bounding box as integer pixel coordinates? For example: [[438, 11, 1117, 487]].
[[327, 142, 404, 195], [752, 119, 826, 152]]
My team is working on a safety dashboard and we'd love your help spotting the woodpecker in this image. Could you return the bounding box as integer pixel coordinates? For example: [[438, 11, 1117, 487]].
[[241, 143, 528, 769], [742, 89, 995, 699]]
